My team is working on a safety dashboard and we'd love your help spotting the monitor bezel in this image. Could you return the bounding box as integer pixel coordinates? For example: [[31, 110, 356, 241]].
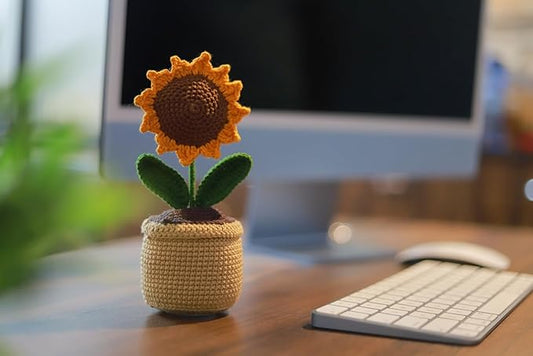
[[101, 0, 486, 181]]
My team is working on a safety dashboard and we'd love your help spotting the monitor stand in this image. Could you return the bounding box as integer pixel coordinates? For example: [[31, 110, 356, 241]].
[[244, 181, 395, 264]]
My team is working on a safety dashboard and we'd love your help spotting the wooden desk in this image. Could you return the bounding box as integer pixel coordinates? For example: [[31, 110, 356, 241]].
[[1, 218, 532, 355]]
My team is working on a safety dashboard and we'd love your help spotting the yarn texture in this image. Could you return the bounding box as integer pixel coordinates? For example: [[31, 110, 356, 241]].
[[136, 154, 190, 209], [134, 52, 251, 315], [140, 217, 244, 314], [134, 51, 250, 166]]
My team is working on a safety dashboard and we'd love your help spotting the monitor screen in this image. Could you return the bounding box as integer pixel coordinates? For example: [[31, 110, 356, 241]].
[[121, 0, 481, 119]]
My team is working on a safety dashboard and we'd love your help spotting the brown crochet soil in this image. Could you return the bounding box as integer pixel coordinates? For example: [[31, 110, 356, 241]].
[[148, 208, 235, 225]]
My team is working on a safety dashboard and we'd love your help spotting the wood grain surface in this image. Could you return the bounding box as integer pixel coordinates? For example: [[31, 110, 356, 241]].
[[0, 218, 532, 356]]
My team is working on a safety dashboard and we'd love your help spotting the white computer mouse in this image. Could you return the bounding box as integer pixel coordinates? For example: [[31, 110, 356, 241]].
[[395, 241, 510, 270]]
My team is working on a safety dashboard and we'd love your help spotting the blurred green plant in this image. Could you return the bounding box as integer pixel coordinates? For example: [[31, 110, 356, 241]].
[[0, 62, 134, 292]]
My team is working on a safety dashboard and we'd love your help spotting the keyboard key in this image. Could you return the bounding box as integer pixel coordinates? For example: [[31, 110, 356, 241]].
[[389, 304, 416, 312], [446, 290, 468, 298], [447, 308, 472, 316], [421, 318, 458, 333], [464, 295, 488, 303], [425, 302, 449, 310], [382, 308, 408, 316], [370, 298, 396, 306], [341, 311, 368, 320], [431, 298, 455, 305], [316, 305, 347, 315], [507, 281, 531, 293], [398, 300, 423, 307], [418, 307, 442, 314], [367, 313, 400, 324], [361, 302, 387, 310], [517, 274, 533, 284], [439, 294, 462, 302], [361, 286, 387, 294], [352, 306, 378, 315], [388, 290, 411, 297], [458, 300, 482, 307], [478, 291, 522, 314], [453, 304, 477, 311], [394, 287, 414, 293], [456, 323, 484, 332], [440, 313, 465, 321], [471, 312, 497, 321], [450, 328, 480, 337], [343, 296, 367, 304], [465, 317, 490, 326], [406, 295, 431, 303], [332, 300, 358, 308], [380, 294, 403, 302], [410, 311, 436, 319], [351, 292, 376, 299], [470, 291, 495, 299], [394, 315, 428, 329]]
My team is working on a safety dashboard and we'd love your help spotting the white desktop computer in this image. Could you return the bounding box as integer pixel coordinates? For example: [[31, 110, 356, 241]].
[[101, 0, 485, 262]]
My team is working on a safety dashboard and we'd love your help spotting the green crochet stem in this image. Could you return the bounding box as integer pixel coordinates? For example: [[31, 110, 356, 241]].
[[189, 161, 196, 207]]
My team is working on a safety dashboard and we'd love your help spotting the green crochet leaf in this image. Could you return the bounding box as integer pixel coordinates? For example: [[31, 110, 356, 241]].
[[196, 153, 253, 208], [136, 154, 189, 209]]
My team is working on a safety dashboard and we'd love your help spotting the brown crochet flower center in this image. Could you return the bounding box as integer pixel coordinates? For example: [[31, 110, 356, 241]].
[[153, 74, 228, 147]]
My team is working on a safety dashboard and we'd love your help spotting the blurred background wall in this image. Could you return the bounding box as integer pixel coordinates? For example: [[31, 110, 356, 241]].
[[338, 0, 533, 226]]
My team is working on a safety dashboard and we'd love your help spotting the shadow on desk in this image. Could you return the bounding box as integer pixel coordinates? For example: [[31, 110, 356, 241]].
[[145, 311, 228, 327]]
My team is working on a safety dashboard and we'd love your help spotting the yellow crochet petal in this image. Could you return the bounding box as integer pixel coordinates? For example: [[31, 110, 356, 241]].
[[146, 70, 158, 81], [170, 55, 188, 72], [133, 88, 154, 107], [155, 134, 177, 154], [151, 70, 172, 90], [228, 103, 251, 124], [222, 81, 243, 102], [139, 114, 160, 132], [208, 64, 230, 83], [191, 51, 213, 74], [218, 124, 241, 144], [199, 139, 222, 159], [176, 145, 200, 166]]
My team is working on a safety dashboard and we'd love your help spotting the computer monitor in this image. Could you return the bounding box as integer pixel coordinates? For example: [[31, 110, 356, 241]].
[[101, 0, 485, 262]]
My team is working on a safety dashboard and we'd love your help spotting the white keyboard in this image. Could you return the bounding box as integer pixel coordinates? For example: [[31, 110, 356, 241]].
[[311, 260, 533, 345]]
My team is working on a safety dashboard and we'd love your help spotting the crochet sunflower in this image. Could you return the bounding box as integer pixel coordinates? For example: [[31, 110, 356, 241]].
[[134, 51, 252, 209]]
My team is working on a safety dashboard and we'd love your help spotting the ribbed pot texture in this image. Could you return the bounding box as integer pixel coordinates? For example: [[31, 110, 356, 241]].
[[140, 217, 243, 314]]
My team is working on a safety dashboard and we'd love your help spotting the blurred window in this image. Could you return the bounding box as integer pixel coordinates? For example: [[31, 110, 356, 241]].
[[0, 0, 20, 85], [24, 0, 107, 134]]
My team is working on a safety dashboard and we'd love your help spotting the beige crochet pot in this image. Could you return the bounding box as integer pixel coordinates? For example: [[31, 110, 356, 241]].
[[140, 209, 243, 315]]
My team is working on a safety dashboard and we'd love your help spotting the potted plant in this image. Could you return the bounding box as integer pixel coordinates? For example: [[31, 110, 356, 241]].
[[0, 62, 130, 293], [134, 51, 252, 315]]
